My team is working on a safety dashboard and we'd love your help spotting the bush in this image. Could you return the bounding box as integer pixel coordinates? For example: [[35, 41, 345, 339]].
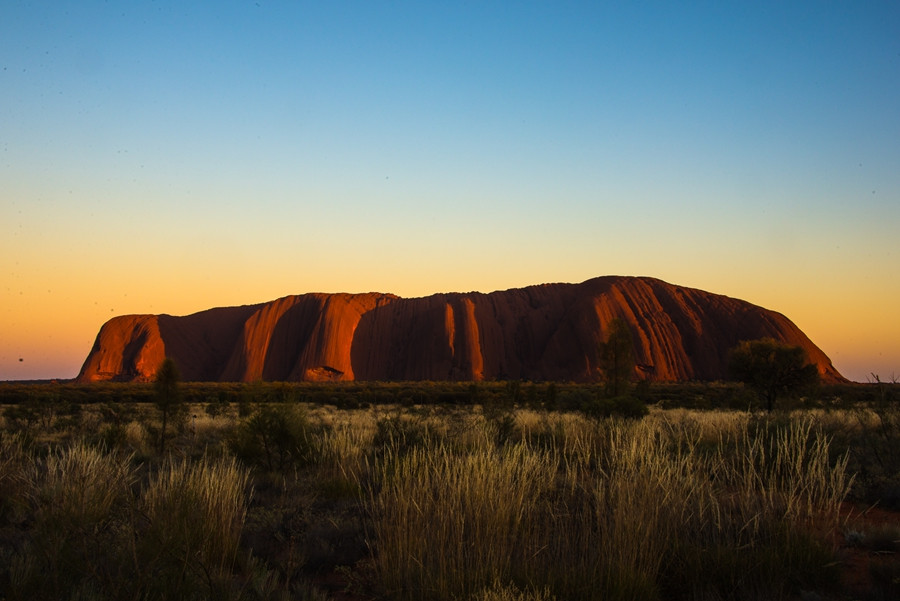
[[581, 395, 649, 420], [205, 395, 230, 418], [230, 404, 317, 471]]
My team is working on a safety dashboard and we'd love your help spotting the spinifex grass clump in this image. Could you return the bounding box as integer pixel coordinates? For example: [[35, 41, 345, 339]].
[[470, 580, 557, 601], [367, 413, 852, 601], [137, 456, 251, 597], [0, 434, 30, 526], [7, 443, 135, 600], [2, 445, 254, 601], [659, 418, 851, 599], [371, 442, 556, 599]]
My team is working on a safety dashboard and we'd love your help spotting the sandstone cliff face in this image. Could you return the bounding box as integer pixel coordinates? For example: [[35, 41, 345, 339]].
[[76, 276, 844, 383]]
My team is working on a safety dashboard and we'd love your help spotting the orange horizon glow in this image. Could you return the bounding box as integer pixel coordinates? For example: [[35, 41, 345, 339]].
[[3, 268, 897, 383]]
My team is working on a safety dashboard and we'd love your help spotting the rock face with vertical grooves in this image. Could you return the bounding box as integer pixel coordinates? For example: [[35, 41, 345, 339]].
[[75, 276, 844, 383]]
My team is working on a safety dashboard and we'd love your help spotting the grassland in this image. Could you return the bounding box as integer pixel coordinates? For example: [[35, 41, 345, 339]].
[[1, 380, 899, 600]]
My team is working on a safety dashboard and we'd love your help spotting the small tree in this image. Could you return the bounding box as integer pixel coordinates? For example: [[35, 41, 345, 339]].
[[154, 357, 182, 454], [599, 317, 636, 397], [728, 338, 819, 412]]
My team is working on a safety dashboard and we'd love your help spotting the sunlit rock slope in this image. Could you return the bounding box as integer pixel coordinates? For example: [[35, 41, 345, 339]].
[[76, 276, 844, 383]]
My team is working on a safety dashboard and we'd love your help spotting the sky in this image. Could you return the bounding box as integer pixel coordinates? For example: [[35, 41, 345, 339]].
[[2, 1, 898, 383]]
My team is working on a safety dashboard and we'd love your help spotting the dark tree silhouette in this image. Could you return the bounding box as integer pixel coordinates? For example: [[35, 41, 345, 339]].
[[728, 338, 819, 412], [599, 317, 636, 397], [154, 357, 181, 454]]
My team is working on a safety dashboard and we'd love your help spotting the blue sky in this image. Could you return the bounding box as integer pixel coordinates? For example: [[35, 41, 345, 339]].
[[2, 1, 899, 381]]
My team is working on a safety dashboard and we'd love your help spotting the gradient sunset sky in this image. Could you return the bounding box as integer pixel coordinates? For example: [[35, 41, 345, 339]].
[[2, 1, 898, 382]]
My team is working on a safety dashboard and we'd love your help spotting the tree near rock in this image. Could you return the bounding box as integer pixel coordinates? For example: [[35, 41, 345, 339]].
[[154, 357, 182, 454], [728, 338, 819, 412], [599, 318, 636, 397]]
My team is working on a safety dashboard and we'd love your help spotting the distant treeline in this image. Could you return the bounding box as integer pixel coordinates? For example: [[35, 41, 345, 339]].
[[0, 379, 893, 411]]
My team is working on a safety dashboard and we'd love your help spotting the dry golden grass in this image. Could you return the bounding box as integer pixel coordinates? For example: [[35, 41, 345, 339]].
[[366, 412, 852, 601], [0, 394, 877, 600], [140, 455, 250, 578]]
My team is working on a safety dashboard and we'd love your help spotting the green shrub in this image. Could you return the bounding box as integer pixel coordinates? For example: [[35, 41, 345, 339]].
[[230, 403, 316, 471], [580, 395, 649, 419], [2, 404, 40, 432], [555, 387, 594, 412]]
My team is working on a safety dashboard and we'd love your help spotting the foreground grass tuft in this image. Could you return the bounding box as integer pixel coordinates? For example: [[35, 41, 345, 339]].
[[368, 414, 851, 601]]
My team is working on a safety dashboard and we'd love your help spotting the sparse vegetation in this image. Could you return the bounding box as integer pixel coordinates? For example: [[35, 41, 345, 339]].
[[0, 379, 898, 600]]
